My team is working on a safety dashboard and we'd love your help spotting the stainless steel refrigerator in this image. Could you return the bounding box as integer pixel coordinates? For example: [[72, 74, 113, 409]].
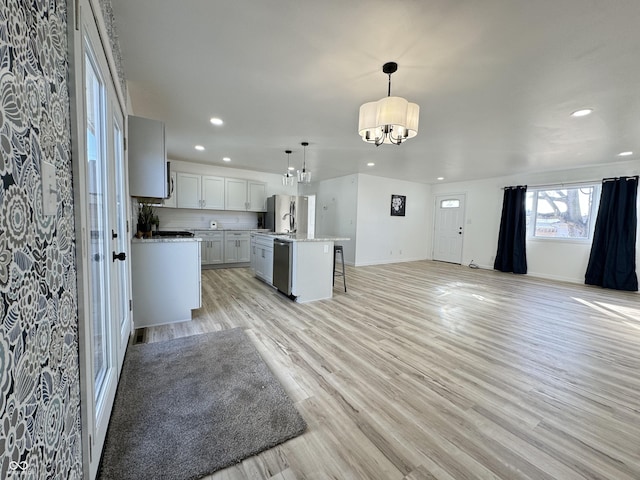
[[265, 195, 315, 234]]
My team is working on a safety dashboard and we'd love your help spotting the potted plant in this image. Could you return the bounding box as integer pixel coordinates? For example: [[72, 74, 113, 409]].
[[137, 203, 155, 238]]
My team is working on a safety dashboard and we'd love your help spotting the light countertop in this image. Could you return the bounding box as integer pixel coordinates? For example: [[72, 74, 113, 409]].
[[191, 228, 270, 233], [252, 232, 350, 243], [132, 237, 202, 243]]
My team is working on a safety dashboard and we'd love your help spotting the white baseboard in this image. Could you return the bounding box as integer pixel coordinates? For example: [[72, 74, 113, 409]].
[[354, 256, 428, 267]]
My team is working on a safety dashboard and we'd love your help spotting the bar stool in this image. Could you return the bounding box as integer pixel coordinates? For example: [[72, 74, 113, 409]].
[[333, 245, 347, 292]]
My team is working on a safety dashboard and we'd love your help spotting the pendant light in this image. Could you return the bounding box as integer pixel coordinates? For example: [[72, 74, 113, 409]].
[[297, 141, 311, 184], [358, 62, 419, 146], [282, 150, 295, 186]]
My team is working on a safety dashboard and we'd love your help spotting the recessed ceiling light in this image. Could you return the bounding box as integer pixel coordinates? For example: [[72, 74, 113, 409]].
[[570, 109, 593, 117], [437, 177, 444, 181], [222, 157, 231, 162], [288, 166, 295, 171], [367, 162, 375, 167], [194, 145, 205, 151], [210, 117, 224, 126], [618, 151, 633, 157]]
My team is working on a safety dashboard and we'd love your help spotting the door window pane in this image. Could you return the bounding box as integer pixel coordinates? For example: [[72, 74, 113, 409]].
[[440, 199, 460, 208], [85, 51, 111, 403]]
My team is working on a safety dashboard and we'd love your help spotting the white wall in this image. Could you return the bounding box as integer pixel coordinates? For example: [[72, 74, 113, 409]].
[[430, 160, 640, 283], [355, 174, 432, 266]]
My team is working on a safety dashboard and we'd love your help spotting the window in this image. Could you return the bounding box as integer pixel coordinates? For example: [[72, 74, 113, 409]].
[[526, 185, 599, 240], [440, 199, 460, 208]]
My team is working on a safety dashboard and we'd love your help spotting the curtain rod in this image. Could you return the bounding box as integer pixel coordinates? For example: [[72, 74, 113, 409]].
[[501, 177, 638, 190]]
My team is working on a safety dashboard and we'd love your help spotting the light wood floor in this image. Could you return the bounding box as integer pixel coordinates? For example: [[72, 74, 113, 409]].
[[144, 261, 640, 480]]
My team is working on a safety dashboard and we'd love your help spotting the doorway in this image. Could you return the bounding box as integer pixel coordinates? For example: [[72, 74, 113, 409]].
[[433, 194, 466, 264]]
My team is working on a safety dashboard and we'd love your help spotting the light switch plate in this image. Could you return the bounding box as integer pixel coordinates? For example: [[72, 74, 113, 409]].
[[42, 161, 57, 216]]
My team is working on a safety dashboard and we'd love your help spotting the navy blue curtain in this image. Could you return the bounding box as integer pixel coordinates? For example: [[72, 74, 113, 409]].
[[585, 176, 638, 291], [494, 186, 528, 274]]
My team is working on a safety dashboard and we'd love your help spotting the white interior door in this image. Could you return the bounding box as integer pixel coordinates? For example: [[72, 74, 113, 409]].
[[433, 194, 466, 264], [73, 2, 131, 477]]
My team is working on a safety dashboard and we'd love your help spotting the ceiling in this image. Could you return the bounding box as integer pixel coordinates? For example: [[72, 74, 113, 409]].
[[110, 0, 640, 184]]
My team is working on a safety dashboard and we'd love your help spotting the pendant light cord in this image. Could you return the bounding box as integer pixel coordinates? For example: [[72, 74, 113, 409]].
[[301, 142, 308, 172]]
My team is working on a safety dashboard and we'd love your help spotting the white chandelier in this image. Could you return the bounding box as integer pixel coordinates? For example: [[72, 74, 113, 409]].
[[282, 150, 295, 186], [297, 141, 311, 184], [358, 62, 419, 146]]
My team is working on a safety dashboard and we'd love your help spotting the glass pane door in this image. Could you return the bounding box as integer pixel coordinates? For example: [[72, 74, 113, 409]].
[[85, 51, 112, 405]]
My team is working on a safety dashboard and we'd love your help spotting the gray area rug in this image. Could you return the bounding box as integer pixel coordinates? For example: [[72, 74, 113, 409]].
[[98, 328, 306, 480]]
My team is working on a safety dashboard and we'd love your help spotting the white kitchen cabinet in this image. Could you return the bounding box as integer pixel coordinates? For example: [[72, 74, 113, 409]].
[[128, 115, 168, 199], [176, 172, 201, 208], [248, 181, 267, 211], [131, 239, 201, 327], [163, 170, 177, 208], [225, 178, 267, 211], [177, 173, 224, 209], [225, 178, 248, 210], [251, 234, 274, 284], [196, 231, 224, 265], [250, 235, 257, 273], [202, 176, 225, 209], [224, 231, 250, 263]]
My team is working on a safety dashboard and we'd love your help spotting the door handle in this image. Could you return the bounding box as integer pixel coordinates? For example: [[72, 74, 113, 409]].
[[112, 251, 126, 262]]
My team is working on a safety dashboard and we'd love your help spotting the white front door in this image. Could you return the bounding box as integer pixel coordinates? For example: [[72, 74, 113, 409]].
[[433, 194, 466, 264]]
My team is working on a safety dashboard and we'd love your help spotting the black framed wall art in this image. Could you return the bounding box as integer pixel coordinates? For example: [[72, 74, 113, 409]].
[[390, 194, 406, 216]]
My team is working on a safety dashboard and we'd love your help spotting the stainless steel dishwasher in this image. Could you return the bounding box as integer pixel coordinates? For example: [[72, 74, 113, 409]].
[[273, 239, 294, 298]]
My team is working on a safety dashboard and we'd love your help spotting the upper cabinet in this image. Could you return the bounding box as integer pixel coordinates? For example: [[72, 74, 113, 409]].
[[176, 173, 224, 210], [225, 178, 248, 211], [128, 115, 168, 198], [225, 178, 267, 212], [248, 181, 267, 211], [202, 176, 225, 209], [166, 168, 267, 212], [176, 173, 201, 209]]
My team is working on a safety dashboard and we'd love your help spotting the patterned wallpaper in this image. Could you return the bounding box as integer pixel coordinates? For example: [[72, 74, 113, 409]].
[[0, 0, 82, 478], [98, 0, 127, 97]]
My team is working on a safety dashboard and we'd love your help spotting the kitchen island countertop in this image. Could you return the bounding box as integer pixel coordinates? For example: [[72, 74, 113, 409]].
[[132, 237, 201, 243], [252, 232, 350, 243]]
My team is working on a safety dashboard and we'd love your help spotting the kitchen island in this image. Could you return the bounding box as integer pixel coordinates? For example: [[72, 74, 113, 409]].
[[131, 237, 202, 327], [251, 233, 349, 303]]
